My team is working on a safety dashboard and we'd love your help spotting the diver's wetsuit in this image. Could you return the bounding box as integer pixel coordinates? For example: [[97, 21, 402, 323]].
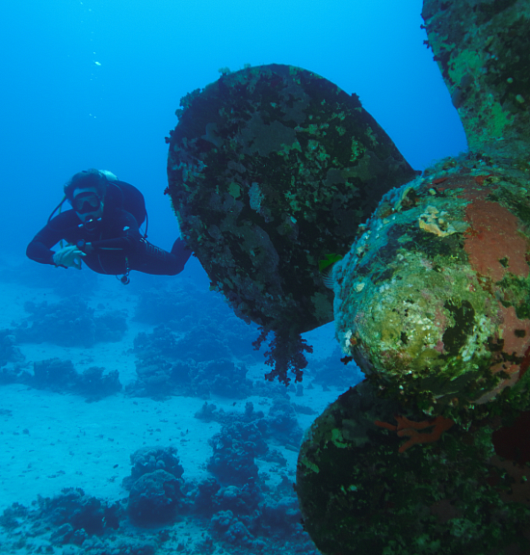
[[27, 206, 191, 276]]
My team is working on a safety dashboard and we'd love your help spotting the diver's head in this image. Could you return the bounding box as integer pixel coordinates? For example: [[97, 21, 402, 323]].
[[64, 169, 109, 224], [72, 187, 104, 225], [99, 169, 118, 181]]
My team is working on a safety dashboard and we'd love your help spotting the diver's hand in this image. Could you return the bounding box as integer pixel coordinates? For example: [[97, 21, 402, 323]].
[[53, 246, 86, 270]]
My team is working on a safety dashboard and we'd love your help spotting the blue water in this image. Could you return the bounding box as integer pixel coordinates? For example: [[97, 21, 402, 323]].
[[0, 1, 467, 553], [1, 0, 465, 262]]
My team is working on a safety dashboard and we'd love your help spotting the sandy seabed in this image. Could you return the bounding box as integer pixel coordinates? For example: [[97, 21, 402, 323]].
[[0, 263, 343, 554]]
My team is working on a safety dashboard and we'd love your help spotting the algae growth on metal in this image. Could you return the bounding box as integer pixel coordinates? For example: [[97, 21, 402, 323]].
[[422, 0, 530, 160], [296, 1, 530, 553], [167, 64, 416, 384], [297, 380, 530, 555]]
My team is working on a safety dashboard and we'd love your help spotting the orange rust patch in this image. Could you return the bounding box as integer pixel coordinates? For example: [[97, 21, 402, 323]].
[[479, 360, 522, 405], [434, 175, 471, 191], [434, 174, 498, 201], [375, 415, 454, 453], [473, 174, 493, 186], [464, 199, 530, 281], [498, 304, 530, 358], [476, 305, 530, 404], [520, 345, 530, 379]]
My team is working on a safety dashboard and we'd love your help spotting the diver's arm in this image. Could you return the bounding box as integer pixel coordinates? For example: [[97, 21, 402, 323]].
[[26, 239, 56, 265], [93, 234, 193, 274], [170, 237, 192, 273], [26, 212, 80, 265]]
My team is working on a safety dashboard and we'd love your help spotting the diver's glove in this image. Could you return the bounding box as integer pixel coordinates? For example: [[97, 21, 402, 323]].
[[53, 245, 86, 270]]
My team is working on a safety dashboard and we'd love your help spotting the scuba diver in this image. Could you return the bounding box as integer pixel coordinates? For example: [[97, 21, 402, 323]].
[[26, 169, 191, 283]]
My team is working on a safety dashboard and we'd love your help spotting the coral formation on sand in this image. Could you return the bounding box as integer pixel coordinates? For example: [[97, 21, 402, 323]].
[[0, 438, 319, 554], [14, 298, 127, 347], [130, 324, 253, 399], [207, 422, 268, 485], [0, 330, 24, 374], [134, 283, 261, 362], [123, 446, 185, 490], [0, 488, 121, 548], [128, 470, 184, 526], [1, 356, 121, 400], [167, 63, 417, 384]]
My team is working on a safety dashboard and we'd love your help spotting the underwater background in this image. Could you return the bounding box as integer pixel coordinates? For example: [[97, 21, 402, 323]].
[[0, 1, 467, 554]]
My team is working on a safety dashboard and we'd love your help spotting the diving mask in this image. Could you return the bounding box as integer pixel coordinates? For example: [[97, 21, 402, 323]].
[[72, 191, 102, 214]]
